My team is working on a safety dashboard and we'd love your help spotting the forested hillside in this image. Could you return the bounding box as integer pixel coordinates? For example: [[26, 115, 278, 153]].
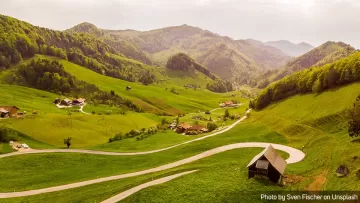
[[166, 53, 217, 80], [254, 41, 355, 88], [0, 15, 157, 84], [166, 53, 232, 93], [68, 23, 290, 84], [250, 52, 360, 110], [66, 22, 153, 65]]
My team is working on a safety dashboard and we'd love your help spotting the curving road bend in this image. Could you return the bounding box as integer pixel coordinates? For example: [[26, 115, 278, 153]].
[[0, 109, 252, 159], [100, 170, 198, 203], [0, 142, 305, 198]]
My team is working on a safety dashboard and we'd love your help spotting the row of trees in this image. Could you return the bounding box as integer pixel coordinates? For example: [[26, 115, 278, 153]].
[[250, 52, 360, 110]]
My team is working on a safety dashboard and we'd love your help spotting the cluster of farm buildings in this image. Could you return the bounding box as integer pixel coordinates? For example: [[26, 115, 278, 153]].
[[169, 122, 208, 135], [54, 98, 86, 106]]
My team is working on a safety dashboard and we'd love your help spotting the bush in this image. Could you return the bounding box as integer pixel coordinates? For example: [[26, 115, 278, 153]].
[[207, 122, 218, 132], [0, 127, 19, 143]]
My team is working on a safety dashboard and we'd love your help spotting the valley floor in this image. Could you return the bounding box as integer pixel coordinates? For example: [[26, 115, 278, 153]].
[[1, 83, 360, 202]]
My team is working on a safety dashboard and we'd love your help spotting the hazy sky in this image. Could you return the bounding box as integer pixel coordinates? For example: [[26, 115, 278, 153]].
[[1, 0, 360, 48]]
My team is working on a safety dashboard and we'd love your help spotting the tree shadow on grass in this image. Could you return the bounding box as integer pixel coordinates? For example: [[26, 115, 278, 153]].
[[350, 138, 360, 143]]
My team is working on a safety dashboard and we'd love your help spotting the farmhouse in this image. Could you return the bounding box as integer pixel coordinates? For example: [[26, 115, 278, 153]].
[[176, 123, 192, 133], [224, 101, 233, 106], [247, 144, 287, 183], [186, 125, 208, 134], [60, 99, 72, 106], [72, 98, 86, 105], [0, 106, 19, 117], [219, 101, 234, 107]]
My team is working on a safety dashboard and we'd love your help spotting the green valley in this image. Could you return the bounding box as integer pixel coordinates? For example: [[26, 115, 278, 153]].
[[0, 8, 360, 203]]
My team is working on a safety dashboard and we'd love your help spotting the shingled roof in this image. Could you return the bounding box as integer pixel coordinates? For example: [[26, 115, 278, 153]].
[[247, 144, 287, 175]]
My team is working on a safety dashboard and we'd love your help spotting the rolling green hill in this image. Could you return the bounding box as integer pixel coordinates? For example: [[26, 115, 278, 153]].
[[2, 54, 233, 115], [1, 81, 360, 203], [0, 14, 160, 85], [255, 41, 355, 88], [251, 52, 360, 110]]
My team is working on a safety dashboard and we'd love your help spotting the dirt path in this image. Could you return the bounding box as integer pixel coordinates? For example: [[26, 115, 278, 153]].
[[0, 142, 304, 198], [101, 170, 198, 203], [79, 104, 90, 115]]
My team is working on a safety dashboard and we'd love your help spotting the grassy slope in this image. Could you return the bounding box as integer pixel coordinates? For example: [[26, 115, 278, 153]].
[[0, 84, 159, 148], [1, 82, 359, 202], [0, 55, 238, 148], [35, 55, 232, 115], [91, 104, 248, 152]]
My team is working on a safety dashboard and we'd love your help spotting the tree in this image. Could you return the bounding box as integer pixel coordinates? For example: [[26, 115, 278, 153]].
[[312, 79, 322, 93], [207, 122, 218, 132], [176, 117, 180, 125], [64, 137, 72, 148], [161, 118, 168, 125], [224, 109, 230, 118], [349, 95, 360, 138]]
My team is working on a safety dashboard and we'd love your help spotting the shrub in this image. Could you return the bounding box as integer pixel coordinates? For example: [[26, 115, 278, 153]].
[[207, 122, 218, 132], [0, 127, 19, 143]]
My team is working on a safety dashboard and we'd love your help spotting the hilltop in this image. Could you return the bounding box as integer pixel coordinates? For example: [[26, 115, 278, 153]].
[[265, 40, 314, 57], [255, 41, 355, 88], [67, 23, 290, 83]]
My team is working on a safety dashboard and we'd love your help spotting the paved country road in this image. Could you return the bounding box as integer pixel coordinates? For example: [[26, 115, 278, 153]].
[[0, 142, 305, 198], [100, 170, 199, 203], [0, 109, 252, 158]]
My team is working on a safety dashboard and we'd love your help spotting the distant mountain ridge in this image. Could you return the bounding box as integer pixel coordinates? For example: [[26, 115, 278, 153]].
[[67, 23, 291, 83], [265, 40, 314, 57]]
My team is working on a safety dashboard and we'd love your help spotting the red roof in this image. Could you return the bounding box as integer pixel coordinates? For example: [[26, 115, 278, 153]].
[[189, 125, 207, 131], [178, 123, 192, 129], [224, 101, 233, 105]]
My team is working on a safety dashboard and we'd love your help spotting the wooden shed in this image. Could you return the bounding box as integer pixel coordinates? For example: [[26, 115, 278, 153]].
[[336, 165, 349, 177], [247, 144, 287, 183]]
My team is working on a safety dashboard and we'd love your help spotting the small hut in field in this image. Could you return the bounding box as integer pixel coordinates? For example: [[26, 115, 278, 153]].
[[336, 165, 349, 177], [247, 145, 287, 183]]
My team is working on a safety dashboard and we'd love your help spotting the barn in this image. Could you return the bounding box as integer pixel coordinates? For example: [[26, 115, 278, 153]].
[[247, 144, 287, 183]]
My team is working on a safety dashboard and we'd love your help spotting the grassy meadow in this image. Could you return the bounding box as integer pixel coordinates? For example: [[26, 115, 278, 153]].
[[33, 55, 233, 115], [1, 81, 359, 202]]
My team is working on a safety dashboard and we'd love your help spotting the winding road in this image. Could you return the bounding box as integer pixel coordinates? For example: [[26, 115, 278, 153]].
[[0, 109, 251, 158], [0, 109, 306, 201], [0, 142, 305, 199]]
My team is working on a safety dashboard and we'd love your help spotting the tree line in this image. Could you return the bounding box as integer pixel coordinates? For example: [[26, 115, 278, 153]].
[[250, 52, 360, 110]]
